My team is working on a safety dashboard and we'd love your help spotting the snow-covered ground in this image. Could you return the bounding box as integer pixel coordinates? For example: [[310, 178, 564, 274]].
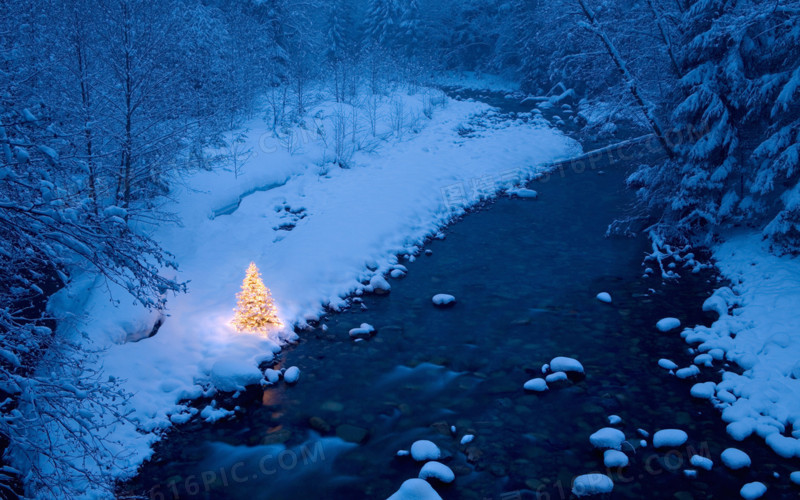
[[41, 87, 579, 497], [683, 233, 800, 459]]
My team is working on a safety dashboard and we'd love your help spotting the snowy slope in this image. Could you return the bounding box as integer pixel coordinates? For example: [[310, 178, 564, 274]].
[[683, 233, 800, 458], [41, 89, 579, 497]]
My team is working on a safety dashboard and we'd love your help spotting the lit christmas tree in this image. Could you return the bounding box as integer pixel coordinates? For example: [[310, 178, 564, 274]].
[[233, 262, 280, 332]]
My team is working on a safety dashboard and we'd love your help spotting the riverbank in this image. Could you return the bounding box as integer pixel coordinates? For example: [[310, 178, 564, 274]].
[[123, 93, 800, 499], [36, 86, 578, 498]]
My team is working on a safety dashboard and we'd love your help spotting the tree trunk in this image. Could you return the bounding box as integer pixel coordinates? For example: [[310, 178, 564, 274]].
[[577, 0, 675, 158]]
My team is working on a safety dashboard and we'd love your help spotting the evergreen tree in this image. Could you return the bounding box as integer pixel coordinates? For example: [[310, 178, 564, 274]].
[[399, 0, 421, 59], [233, 262, 280, 332]]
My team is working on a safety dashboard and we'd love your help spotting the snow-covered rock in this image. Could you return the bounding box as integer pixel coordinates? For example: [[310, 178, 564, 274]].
[[676, 365, 700, 379], [283, 366, 300, 384], [589, 428, 625, 450], [368, 275, 391, 294], [508, 187, 538, 199], [658, 358, 678, 370], [264, 368, 281, 384], [690, 455, 713, 471], [653, 429, 688, 448], [608, 415, 622, 425], [603, 450, 629, 467], [545, 371, 568, 383], [210, 358, 263, 392], [721, 448, 751, 470], [550, 356, 584, 374], [460, 434, 474, 445], [790, 471, 800, 485], [694, 353, 714, 367], [410, 440, 441, 461], [739, 482, 766, 499], [572, 474, 614, 497], [596, 292, 612, 304], [764, 434, 800, 458], [523, 378, 548, 392], [656, 317, 681, 332], [690, 382, 716, 399], [418, 461, 455, 483], [387, 478, 442, 500], [349, 323, 376, 339], [431, 294, 456, 307]]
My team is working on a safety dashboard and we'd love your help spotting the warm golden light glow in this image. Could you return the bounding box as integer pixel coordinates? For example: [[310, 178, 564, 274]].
[[233, 262, 281, 332]]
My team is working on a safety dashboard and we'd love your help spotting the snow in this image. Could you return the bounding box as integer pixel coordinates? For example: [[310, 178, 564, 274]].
[[608, 415, 622, 425], [603, 450, 629, 467], [572, 474, 614, 497], [349, 323, 376, 339], [549, 356, 584, 373], [264, 368, 281, 384], [589, 428, 626, 450], [387, 478, 443, 500], [210, 358, 263, 392], [675, 365, 700, 379], [653, 429, 688, 448], [507, 187, 538, 199], [690, 455, 713, 471], [764, 433, 800, 458], [410, 440, 441, 461], [791, 471, 800, 485], [40, 87, 578, 495], [460, 434, 474, 445], [418, 461, 455, 483], [523, 378, 548, 392], [283, 366, 300, 384], [368, 274, 391, 294], [596, 292, 612, 303], [658, 358, 678, 370], [545, 371, 568, 383], [721, 448, 751, 469], [431, 294, 456, 307], [739, 482, 767, 499], [684, 234, 800, 459], [690, 382, 716, 399], [656, 317, 681, 332]]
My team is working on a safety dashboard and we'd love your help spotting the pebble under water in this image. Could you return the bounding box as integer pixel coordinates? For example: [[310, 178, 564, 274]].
[[123, 103, 800, 500]]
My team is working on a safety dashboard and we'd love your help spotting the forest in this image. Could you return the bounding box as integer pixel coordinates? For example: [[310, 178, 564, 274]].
[[1, 0, 799, 498]]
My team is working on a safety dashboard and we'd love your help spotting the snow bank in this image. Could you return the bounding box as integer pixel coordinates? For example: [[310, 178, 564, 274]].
[[43, 87, 579, 497], [684, 233, 800, 460]]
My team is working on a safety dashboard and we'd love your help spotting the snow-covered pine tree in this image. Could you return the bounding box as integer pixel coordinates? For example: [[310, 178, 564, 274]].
[[628, 0, 742, 246], [365, 0, 398, 49], [399, 0, 421, 59], [233, 262, 281, 332], [744, 1, 800, 253]]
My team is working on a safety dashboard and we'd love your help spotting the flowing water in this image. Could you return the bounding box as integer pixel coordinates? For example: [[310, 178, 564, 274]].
[[123, 93, 799, 500]]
